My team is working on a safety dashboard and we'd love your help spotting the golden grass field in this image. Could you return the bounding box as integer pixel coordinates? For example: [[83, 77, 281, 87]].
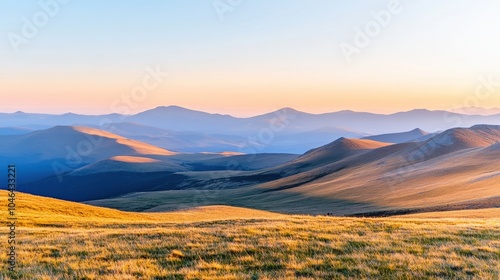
[[1, 191, 499, 279]]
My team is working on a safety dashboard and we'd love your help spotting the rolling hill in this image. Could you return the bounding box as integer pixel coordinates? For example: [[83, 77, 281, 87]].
[[7, 126, 298, 201], [0, 125, 180, 185], [91, 122, 251, 153], [0, 125, 176, 161], [0, 190, 284, 226], [69, 156, 189, 175], [298, 137, 390, 164], [88, 125, 500, 216], [255, 137, 392, 178], [407, 124, 500, 161], [178, 153, 299, 171]]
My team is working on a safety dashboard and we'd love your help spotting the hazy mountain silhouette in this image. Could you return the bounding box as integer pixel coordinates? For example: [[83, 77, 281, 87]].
[[89, 122, 251, 153], [363, 128, 431, 143], [4, 106, 500, 136], [128, 105, 243, 132], [0, 126, 34, 135], [452, 106, 500, 116]]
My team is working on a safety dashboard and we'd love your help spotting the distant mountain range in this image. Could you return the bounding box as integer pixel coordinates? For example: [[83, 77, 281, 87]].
[[451, 106, 500, 116], [362, 128, 435, 143], [3, 106, 500, 153]]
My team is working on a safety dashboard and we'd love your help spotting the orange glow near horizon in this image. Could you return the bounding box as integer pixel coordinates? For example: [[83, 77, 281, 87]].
[[2, 1, 500, 117], [5, 52, 499, 117], [3, 79, 499, 117]]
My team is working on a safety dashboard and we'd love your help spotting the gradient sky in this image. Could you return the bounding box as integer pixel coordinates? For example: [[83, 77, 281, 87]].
[[1, 0, 500, 116]]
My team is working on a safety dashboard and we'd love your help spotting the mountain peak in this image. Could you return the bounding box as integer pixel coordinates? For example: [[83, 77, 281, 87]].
[[471, 124, 500, 131], [153, 105, 190, 111], [303, 137, 389, 157], [332, 137, 389, 150], [135, 106, 209, 117], [293, 137, 390, 168], [16, 125, 176, 159], [282, 107, 301, 111], [273, 107, 306, 115], [142, 105, 231, 117], [412, 125, 500, 161], [362, 128, 430, 144]]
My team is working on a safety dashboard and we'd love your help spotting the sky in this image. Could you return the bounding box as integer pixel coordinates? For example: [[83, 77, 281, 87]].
[[1, 0, 500, 117]]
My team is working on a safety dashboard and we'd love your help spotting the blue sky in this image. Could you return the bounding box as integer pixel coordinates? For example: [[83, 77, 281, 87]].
[[1, 0, 500, 116]]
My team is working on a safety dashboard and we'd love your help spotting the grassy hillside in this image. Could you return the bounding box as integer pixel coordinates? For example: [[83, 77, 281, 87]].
[[1, 191, 499, 279], [391, 208, 500, 219], [1, 191, 283, 227]]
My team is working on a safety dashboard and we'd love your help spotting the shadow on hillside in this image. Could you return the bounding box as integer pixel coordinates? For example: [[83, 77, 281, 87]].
[[86, 187, 386, 216]]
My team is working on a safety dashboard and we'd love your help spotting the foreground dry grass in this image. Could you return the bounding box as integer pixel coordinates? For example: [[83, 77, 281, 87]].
[[392, 208, 500, 219], [1, 191, 499, 279]]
